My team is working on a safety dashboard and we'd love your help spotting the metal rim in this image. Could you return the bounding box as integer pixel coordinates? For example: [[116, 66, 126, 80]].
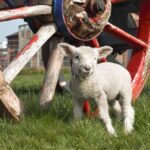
[[53, 0, 111, 41], [53, 0, 76, 41]]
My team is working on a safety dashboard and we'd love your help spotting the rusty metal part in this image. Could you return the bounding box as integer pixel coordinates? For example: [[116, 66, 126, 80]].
[[85, 0, 106, 17], [64, 0, 111, 41], [54, 0, 111, 41]]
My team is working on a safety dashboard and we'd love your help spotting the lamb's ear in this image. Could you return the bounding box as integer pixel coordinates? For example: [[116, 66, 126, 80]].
[[96, 46, 113, 59], [57, 43, 76, 57]]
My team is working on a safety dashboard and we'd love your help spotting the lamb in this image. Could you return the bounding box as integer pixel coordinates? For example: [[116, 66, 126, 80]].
[[58, 43, 134, 136]]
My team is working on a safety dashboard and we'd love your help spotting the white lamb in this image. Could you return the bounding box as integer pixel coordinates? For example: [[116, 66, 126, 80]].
[[58, 43, 134, 135]]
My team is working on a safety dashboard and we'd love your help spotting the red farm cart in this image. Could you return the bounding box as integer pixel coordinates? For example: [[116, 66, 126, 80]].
[[0, 0, 149, 119]]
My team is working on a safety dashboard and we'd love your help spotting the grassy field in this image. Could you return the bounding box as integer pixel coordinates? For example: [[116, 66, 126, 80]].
[[0, 69, 150, 150]]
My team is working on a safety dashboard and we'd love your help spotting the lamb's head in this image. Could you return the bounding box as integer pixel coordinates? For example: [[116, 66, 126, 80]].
[[58, 43, 113, 79]]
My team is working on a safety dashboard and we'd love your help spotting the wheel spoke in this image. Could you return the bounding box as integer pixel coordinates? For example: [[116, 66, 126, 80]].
[[0, 5, 52, 22], [104, 23, 148, 49], [40, 42, 65, 108], [3, 24, 57, 83], [87, 38, 100, 48]]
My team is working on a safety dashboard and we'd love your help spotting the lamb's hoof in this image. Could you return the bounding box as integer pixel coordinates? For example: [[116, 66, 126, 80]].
[[109, 130, 117, 137], [124, 121, 134, 134], [107, 126, 117, 137], [124, 126, 133, 135]]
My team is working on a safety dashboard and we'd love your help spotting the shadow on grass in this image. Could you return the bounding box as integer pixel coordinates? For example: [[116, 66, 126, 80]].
[[14, 86, 74, 123]]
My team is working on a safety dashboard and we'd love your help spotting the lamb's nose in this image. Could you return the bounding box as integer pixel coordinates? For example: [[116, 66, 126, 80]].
[[84, 66, 91, 71]]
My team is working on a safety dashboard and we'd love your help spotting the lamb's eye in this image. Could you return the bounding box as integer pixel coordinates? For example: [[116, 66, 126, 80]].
[[75, 55, 80, 60], [94, 57, 97, 60]]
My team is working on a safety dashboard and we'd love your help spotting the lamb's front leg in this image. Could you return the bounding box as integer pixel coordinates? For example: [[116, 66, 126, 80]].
[[96, 92, 116, 136], [73, 97, 83, 118]]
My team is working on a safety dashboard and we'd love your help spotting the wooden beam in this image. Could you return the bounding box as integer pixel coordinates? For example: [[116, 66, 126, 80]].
[[0, 5, 52, 22], [3, 24, 57, 83], [0, 68, 23, 121], [40, 47, 65, 108]]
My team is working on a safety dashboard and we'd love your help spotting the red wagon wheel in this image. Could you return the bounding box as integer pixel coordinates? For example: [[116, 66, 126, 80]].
[[104, 2, 150, 101], [0, 0, 149, 118], [83, 0, 150, 116], [35, 0, 150, 113]]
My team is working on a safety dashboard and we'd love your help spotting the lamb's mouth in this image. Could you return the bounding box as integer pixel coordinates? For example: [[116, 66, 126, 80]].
[[80, 70, 93, 77]]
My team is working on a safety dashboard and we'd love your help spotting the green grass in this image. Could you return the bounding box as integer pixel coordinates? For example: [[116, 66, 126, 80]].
[[0, 69, 150, 150]]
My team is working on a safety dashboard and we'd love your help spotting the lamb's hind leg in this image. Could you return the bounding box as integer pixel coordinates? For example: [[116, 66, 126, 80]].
[[112, 100, 122, 120], [121, 91, 134, 134], [96, 92, 116, 136]]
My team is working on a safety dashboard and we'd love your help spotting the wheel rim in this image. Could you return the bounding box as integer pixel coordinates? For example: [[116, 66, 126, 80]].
[[83, 0, 150, 116], [25, 0, 150, 116]]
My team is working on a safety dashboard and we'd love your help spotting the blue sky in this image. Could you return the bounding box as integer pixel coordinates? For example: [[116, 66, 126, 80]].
[[0, 19, 25, 42]]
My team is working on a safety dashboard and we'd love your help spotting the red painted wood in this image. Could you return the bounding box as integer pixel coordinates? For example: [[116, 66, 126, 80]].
[[3, 24, 57, 84], [104, 23, 148, 49], [15, 35, 38, 59], [83, 101, 91, 115], [111, 0, 128, 4], [88, 38, 100, 48], [128, 0, 150, 100]]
